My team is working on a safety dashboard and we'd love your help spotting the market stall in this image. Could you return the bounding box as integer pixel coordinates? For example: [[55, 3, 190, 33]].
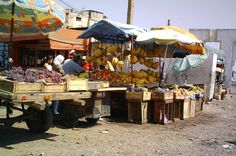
[[130, 26, 206, 124], [79, 19, 151, 123]]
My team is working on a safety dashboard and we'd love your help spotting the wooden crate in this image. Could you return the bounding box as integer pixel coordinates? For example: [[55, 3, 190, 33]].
[[195, 98, 203, 115], [0, 78, 42, 93], [67, 78, 88, 91], [88, 81, 109, 90], [126, 91, 151, 101], [151, 92, 173, 101], [181, 98, 195, 119], [128, 101, 148, 124], [42, 83, 66, 92], [174, 92, 186, 100], [153, 100, 174, 124]]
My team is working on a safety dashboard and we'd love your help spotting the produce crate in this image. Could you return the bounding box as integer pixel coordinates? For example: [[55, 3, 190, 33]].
[[126, 91, 151, 101], [175, 98, 195, 119], [128, 101, 148, 124], [0, 78, 67, 93], [66, 78, 88, 91], [42, 83, 66, 92], [153, 100, 175, 124], [194, 98, 203, 115], [173, 92, 186, 100], [0, 78, 42, 93], [88, 81, 109, 90], [151, 92, 173, 101]]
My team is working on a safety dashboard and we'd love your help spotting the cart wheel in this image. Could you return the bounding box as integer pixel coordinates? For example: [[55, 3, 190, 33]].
[[26, 107, 53, 133], [85, 117, 100, 124]]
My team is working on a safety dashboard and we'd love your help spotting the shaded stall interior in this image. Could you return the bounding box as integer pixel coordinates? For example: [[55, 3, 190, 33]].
[[0, 29, 89, 67]]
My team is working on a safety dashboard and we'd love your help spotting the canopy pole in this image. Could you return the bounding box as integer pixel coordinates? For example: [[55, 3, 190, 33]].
[[159, 45, 168, 86], [8, 1, 15, 68], [130, 36, 134, 85], [88, 38, 92, 78]]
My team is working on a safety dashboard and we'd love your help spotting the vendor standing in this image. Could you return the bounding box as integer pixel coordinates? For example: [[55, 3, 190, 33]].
[[63, 53, 85, 75], [53, 54, 65, 75], [42, 55, 60, 115]]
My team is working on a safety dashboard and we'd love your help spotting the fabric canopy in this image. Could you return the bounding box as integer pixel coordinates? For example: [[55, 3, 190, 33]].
[[136, 26, 205, 54], [79, 19, 146, 44], [49, 29, 89, 50], [173, 53, 208, 72]]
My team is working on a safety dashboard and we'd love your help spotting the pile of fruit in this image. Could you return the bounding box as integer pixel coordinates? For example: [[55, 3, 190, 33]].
[[5, 67, 63, 83], [90, 69, 161, 86], [168, 84, 204, 98], [188, 86, 204, 94], [69, 73, 89, 79], [113, 70, 160, 86], [90, 69, 119, 81]]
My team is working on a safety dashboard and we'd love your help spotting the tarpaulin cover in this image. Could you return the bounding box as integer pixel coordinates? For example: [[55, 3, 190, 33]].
[[79, 19, 146, 44], [173, 53, 208, 72]]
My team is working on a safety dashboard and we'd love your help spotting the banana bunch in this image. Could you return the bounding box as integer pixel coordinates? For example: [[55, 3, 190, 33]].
[[107, 45, 117, 55], [143, 58, 159, 69], [112, 57, 124, 67], [188, 86, 204, 94], [127, 55, 138, 64]]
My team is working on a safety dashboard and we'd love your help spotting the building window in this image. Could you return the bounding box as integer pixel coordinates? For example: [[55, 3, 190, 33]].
[[76, 17, 82, 21]]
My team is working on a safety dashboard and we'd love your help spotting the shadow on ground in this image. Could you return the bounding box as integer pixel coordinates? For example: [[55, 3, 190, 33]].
[[0, 125, 57, 148]]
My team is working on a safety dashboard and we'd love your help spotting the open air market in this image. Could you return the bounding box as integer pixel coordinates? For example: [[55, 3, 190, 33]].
[[0, 0, 236, 155]]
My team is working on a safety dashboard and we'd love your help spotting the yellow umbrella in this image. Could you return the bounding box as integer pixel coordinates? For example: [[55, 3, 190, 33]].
[[150, 26, 205, 54]]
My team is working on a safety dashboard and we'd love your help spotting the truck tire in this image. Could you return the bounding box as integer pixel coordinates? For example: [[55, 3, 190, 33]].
[[85, 117, 100, 124], [26, 107, 53, 133]]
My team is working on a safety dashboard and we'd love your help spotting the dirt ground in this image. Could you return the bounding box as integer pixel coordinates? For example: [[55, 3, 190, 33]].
[[0, 94, 236, 156]]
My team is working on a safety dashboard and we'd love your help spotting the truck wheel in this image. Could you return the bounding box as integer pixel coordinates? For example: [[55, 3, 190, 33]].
[[85, 117, 100, 124], [26, 107, 53, 133]]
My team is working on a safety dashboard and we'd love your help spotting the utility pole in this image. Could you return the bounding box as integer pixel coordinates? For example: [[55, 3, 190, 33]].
[[127, 0, 134, 24], [167, 19, 171, 26]]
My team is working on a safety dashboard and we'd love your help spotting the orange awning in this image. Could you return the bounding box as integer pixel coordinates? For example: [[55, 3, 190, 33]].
[[48, 29, 89, 51], [0, 29, 89, 51]]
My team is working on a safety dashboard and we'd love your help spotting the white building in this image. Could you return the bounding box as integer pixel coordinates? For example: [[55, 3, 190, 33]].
[[189, 29, 236, 88], [65, 9, 107, 29]]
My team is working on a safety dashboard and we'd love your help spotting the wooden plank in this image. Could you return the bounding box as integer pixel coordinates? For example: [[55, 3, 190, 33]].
[[14, 92, 92, 103], [42, 83, 66, 92], [126, 92, 151, 101], [190, 99, 196, 118], [195, 98, 203, 115], [182, 98, 194, 119], [128, 101, 148, 124], [96, 87, 127, 92], [151, 92, 173, 100], [174, 92, 186, 100]]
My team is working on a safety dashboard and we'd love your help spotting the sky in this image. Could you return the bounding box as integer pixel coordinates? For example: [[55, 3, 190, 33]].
[[55, 0, 236, 29]]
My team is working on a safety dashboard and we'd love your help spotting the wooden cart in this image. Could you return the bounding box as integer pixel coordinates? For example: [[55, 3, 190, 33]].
[[0, 77, 127, 132]]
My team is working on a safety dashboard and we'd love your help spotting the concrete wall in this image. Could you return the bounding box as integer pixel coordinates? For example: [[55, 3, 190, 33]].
[[189, 29, 236, 87]]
